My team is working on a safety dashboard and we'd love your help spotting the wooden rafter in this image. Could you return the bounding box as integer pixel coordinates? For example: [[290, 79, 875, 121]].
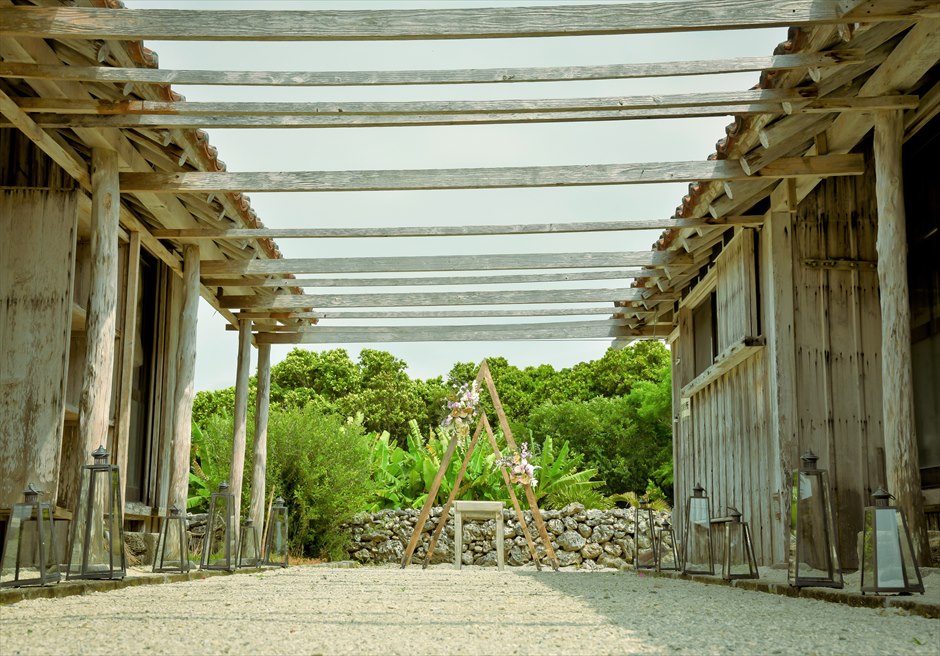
[[205, 270, 655, 288], [234, 307, 623, 320]]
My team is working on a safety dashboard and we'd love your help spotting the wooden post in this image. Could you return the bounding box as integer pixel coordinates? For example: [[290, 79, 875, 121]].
[[115, 231, 141, 502], [248, 342, 271, 529], [873, 110, 929, 565], [77, 148, 120, 467], [229, 318, 252, 539], [167, 245, 200, 510]]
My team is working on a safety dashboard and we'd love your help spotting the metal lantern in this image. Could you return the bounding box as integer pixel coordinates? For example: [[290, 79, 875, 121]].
[[237, 519, 261, 569], [655, 518, 681, 572], [788, 450, 842, 588], [682, 483, 714, 575], [67, 446, 126, 580], [633, 499, 658, 570], [722, 507, 759, 580], [0, 484, 61, 587], [262, 497, 289, 568], [860, 488, 925, 595], [153, 505, 190, 574], [200, 481, 236, 571]]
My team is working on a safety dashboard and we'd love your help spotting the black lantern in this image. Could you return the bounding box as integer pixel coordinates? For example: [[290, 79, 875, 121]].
[[656, 518, 680, 572], [153, 505, 190, 574], [200, 481, 236, 571], [722, 507, 758, 580], [860, 488, 924, 595], [682, 483, 714, 575], [262, 497, 289, 568], [0, 484, 61, 587], [67, 446, 125, 580], [237, 519, 261, 569], [788, 450, 842, 588], [633, 499, 658, 570]]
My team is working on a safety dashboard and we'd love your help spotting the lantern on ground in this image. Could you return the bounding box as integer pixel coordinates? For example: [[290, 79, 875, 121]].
[[722, 507, 758, 580], [67, 446, 125, 580], [682, 483, 714, 575], [656, 518, 680, 572], [860, 488, 924, 595], [262, 497, 289, 568], [788, 450, 842, 588], [200, 481, 236, 571], [0, 484, 61, 587], [237, 519, 261, 568], [153, 505, 190, 574], [633, 499, 658, 570]]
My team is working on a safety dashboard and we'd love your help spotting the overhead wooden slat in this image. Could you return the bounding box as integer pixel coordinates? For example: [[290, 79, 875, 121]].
[[218, 287, 645, 309], [2, 3, 935, 41], [154, 216, 764, 240], [254, 321, 657, 345], [119, 155, 864, 194], [201, 250, 691, 276], [238, 307, 623, 320], [205, 270, 654, 288], [0, 51, 865, 87]]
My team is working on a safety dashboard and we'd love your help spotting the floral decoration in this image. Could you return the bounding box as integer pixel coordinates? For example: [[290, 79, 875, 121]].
[[495, 442, 540, 488], [441, 380, 481, 440]]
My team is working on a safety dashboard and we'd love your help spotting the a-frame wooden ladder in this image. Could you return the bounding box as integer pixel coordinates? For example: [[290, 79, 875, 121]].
[[400, 360, 560, 570]]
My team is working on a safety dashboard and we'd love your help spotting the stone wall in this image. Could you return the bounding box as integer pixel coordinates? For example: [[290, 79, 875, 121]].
[[343, 503, 673, 569]]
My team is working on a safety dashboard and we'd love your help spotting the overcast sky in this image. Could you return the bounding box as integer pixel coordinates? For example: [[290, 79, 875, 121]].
[[125, 0, 788, 391]]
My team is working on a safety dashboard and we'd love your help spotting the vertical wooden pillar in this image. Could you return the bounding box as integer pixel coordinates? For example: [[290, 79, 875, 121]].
[[77, 148, 120, 468], [873, 110, 929, 564], [230, 319, 252, 538], [249, 343, 271, 530], [115, 231, 141, 502], [168, 245, 200, 510]]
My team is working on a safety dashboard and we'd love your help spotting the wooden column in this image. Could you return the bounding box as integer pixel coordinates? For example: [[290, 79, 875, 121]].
[[230, 319, 252, 538], [168, 245, 200, 510], [873, 110, 929, 565], [249, 343, 271, 530], [115, 231, 141, 501], [77, 148, 120, 469]]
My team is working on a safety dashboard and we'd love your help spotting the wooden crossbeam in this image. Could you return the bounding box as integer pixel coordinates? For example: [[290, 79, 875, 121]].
[[154, 216, 764, 240], [205, 270, 654, 288], [119, 155, 864, 194], [2, 3, 935, 41], [201, 251, 691, 276], [236, 307, 623, 320], [217, 287, 643, 310], [254, 321, 657, 344], [0, 51, 865, 87]]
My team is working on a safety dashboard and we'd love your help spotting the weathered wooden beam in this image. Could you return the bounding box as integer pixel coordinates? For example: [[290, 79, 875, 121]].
[[154, 216, 764, 241], [230, 319, 252, 542], [0, 51, 864, 87], [248, 343, 271, 531], [255, 321, 656, 344], [237, 307, 621, 320], [873, 110, 929, 565], [114, 231, 141, 502], [218, 287, 643, 310], [118, 155, 864, 194], [202, 251, 691, 276], [206, 270, 652, 288], [783, 94, 918, 114], [2, 3, 935, 41]]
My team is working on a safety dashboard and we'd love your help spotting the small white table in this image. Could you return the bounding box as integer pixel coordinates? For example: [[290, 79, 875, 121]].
[[453, 500, 506, 571]]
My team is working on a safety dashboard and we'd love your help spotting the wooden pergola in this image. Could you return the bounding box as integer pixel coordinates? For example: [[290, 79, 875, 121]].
[[1, 0, 938, 563]]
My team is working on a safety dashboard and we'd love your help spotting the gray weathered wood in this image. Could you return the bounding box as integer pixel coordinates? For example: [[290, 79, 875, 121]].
[[118, 156, 865, 193], [0, 51, 864, 87], [248, 343, 271, 531], [114, 231, 140, 502], [229, 319, 252, 541], [238, 307, 621, 320], [3, 3, 934, 41], [168, 245, 199, 511], [873, 110, 929, 565], [202, 251, 691, 276], [206, 270, 652, 288]]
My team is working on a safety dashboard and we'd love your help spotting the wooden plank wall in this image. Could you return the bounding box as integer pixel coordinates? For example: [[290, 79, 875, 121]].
[[791, 153, 883, 569]]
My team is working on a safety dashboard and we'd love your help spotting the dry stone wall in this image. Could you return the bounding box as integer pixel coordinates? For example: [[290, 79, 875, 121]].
[[343, 503, 673, 569]]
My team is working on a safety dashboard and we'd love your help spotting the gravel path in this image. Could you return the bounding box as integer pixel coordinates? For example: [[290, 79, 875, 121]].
[[2, 564, 937, 655]]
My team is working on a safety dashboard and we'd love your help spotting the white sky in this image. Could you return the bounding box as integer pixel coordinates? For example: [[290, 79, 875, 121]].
[[124, 0, 788, 390]]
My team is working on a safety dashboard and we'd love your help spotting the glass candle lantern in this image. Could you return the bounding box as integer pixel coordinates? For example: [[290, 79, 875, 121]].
[[682, 483, 714, 575], [722, 507, 759, 580], [633, 499, 658, 570], [237, 519, 261, 569], [0, 484, 61, 587], [200, 481, 236, 571], [656, 518, 681, 572], [788, 450, 842, 588], [860, 488, 925, 595], [67, 446, 126, 580], [262, 497, 289, 568], [153, 505, 190, 574]]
